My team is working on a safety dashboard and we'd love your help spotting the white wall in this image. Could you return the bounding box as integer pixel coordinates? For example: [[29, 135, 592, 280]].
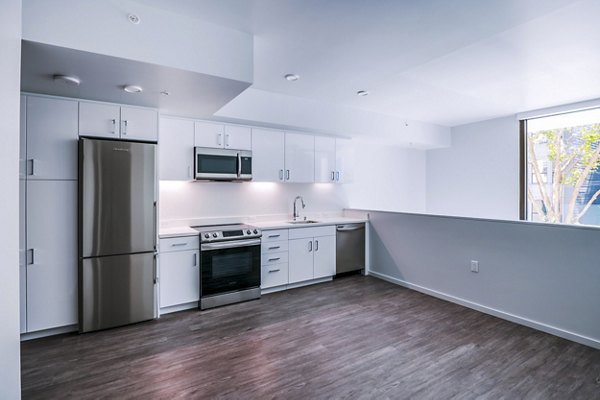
[[347, 140, 427, 213], [0, 0, 22, 397], [426, 116, 520, 220], [22, 0, 253, 82], [365, 210, 600, 349], [159, 139, 429, 222], [159, 182, 349, 222]]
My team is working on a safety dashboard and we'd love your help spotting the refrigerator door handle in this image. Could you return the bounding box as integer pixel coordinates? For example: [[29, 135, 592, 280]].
[[153, 201, 157, 250]]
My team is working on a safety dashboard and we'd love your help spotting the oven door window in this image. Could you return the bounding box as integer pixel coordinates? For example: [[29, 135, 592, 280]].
[[201, 244, 261, 296]]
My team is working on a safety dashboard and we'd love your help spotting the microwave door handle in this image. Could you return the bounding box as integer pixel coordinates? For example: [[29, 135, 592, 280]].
[[237, 152, 242, 178]]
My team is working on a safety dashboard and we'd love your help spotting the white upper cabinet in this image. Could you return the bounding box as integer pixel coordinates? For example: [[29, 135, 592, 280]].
[[79, 102, 120, 139], [285, 133, 315, 183], [20, 95, 26, 179], [120, 106, 159, 142], [79, 102, 158, 142], [224, 124, 252, 150], [335, 138, 355, 183], [159, 117, 194, 181], [252, 128, 285, 182], [26, 96, 78, 180], [195, 121, 251, 150], [315, 136, 336, 183], [194, 120, 224, 148]]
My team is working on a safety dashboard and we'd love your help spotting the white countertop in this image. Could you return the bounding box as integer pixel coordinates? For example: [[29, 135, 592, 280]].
[[158, 215, 368, 238]]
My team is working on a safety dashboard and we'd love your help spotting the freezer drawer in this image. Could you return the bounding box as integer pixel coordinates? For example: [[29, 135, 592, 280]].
[[336, 224, 365, 274], [80, 252, 155, 332]]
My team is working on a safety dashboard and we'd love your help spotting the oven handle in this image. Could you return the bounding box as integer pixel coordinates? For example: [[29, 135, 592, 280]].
[[201, 238, 261, 251]]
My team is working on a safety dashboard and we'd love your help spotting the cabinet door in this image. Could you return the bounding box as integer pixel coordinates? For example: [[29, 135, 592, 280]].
[[159, 117, 194, 180], [19, 180, 26, 333], [314, 136, 336, 183], [285, 133, 315, 183], [288, 238, 314, 284], [252, 128, 285, 182], [19, 95, 26, 179], [27, 96, 78, 180], [26, 180, 77, 332], [159, 250, 200, 308], [195, 121, 224, 148], [79, 102, 121, 139], [121, 106, 158, 142], [335, 138, 354, 183], [224, 125, 252, 150], [313, 235, 336, 279]]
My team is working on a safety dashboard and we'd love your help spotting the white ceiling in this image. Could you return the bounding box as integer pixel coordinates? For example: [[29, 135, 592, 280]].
[[133, 0, 600, 127]]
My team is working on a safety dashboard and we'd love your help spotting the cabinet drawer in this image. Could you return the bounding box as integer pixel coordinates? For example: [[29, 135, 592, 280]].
[[262, 229, 289, 242], [261, 263, 289, 289], [261, 240, 288, 254], [262, 251, 288, 266], [160, 236, 199, 252], [288, 225, 336, 239]]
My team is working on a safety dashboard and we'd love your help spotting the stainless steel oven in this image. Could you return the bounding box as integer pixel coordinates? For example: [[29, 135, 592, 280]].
[[194, 224, 261, 309]]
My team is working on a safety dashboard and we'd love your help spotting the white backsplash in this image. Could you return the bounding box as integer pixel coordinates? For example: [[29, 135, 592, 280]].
[[159, 181, 350, 227]]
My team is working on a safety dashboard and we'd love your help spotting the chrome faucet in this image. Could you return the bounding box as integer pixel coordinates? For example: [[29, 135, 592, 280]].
[[293, 195, 305, 221]]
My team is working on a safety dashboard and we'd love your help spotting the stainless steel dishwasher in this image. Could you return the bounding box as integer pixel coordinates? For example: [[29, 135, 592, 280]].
[[336, 223, 365, 274]]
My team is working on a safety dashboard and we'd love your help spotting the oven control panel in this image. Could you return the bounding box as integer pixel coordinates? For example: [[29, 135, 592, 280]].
[[195, 225, 261, 243]]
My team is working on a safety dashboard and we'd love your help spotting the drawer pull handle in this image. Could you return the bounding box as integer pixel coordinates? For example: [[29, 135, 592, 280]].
[[268, 269, 280, 273], [268, 234, 281, 238], [268, 246, 280, 250], [171, 243, 187, 247], [268, 257, 281, 262]]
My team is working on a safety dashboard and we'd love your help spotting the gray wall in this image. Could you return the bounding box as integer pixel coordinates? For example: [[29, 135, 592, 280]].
[[0, 0, 22, 397], [364, 210, 600, 349]]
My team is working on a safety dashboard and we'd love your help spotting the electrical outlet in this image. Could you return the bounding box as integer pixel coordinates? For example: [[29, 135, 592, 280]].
[[470, 260, 479, 273]]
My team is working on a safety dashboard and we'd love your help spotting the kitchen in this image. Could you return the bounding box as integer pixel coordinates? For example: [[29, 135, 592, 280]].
[[3, 0, 600, 399]]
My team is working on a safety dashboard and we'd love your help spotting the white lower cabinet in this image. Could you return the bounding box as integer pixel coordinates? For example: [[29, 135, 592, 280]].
[[261, 229, 289, 290], [263, 226, 336, 287], [159, 236, 200, 310], [288, 238, 315, 283], [19, 179, 26, 333], [313, 235, 336, 279], [26, 180, 77, 332]]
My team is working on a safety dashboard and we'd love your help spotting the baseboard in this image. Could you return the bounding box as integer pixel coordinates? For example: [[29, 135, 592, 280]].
[[21, 324, 77, 341], [160, 301, 199, 315], [369, 270, 600, 350]]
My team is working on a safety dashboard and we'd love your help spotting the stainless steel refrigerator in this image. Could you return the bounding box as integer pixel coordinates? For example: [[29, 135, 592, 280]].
[[79, 138, 157, 333]]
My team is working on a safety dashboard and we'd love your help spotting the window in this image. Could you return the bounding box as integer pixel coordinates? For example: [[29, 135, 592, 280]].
[[521, 108, 600, 225]]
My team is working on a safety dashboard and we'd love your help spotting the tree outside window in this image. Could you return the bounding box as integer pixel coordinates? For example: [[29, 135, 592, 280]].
[[526, 108, 600, 225]]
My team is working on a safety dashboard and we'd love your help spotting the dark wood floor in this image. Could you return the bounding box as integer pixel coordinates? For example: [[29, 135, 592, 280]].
[[21, 276, 600, 399]]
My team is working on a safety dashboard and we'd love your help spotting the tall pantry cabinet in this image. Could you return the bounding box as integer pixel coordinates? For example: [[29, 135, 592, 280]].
[[20, 95, 78, 334]]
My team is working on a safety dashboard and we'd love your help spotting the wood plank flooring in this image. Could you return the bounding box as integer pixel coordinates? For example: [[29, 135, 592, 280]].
[[21, 276, 600, 399]]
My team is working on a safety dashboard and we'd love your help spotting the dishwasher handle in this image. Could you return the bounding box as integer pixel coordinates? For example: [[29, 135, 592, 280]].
[[336, 224, 364, 232]]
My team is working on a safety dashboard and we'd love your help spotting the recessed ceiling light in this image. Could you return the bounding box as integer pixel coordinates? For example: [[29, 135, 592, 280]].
[[284, 74, 300, 82], [123, 85, 143, 93], [128, 14, 141, 24], [356, 90, 369, 97], [53, 74, 81, 86]]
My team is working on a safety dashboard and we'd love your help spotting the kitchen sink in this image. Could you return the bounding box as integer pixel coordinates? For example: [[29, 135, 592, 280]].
[[288, 220, 319, 224]]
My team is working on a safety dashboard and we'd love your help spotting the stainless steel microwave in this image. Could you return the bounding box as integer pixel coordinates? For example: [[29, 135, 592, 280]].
[[194, 147, 252, 181]]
